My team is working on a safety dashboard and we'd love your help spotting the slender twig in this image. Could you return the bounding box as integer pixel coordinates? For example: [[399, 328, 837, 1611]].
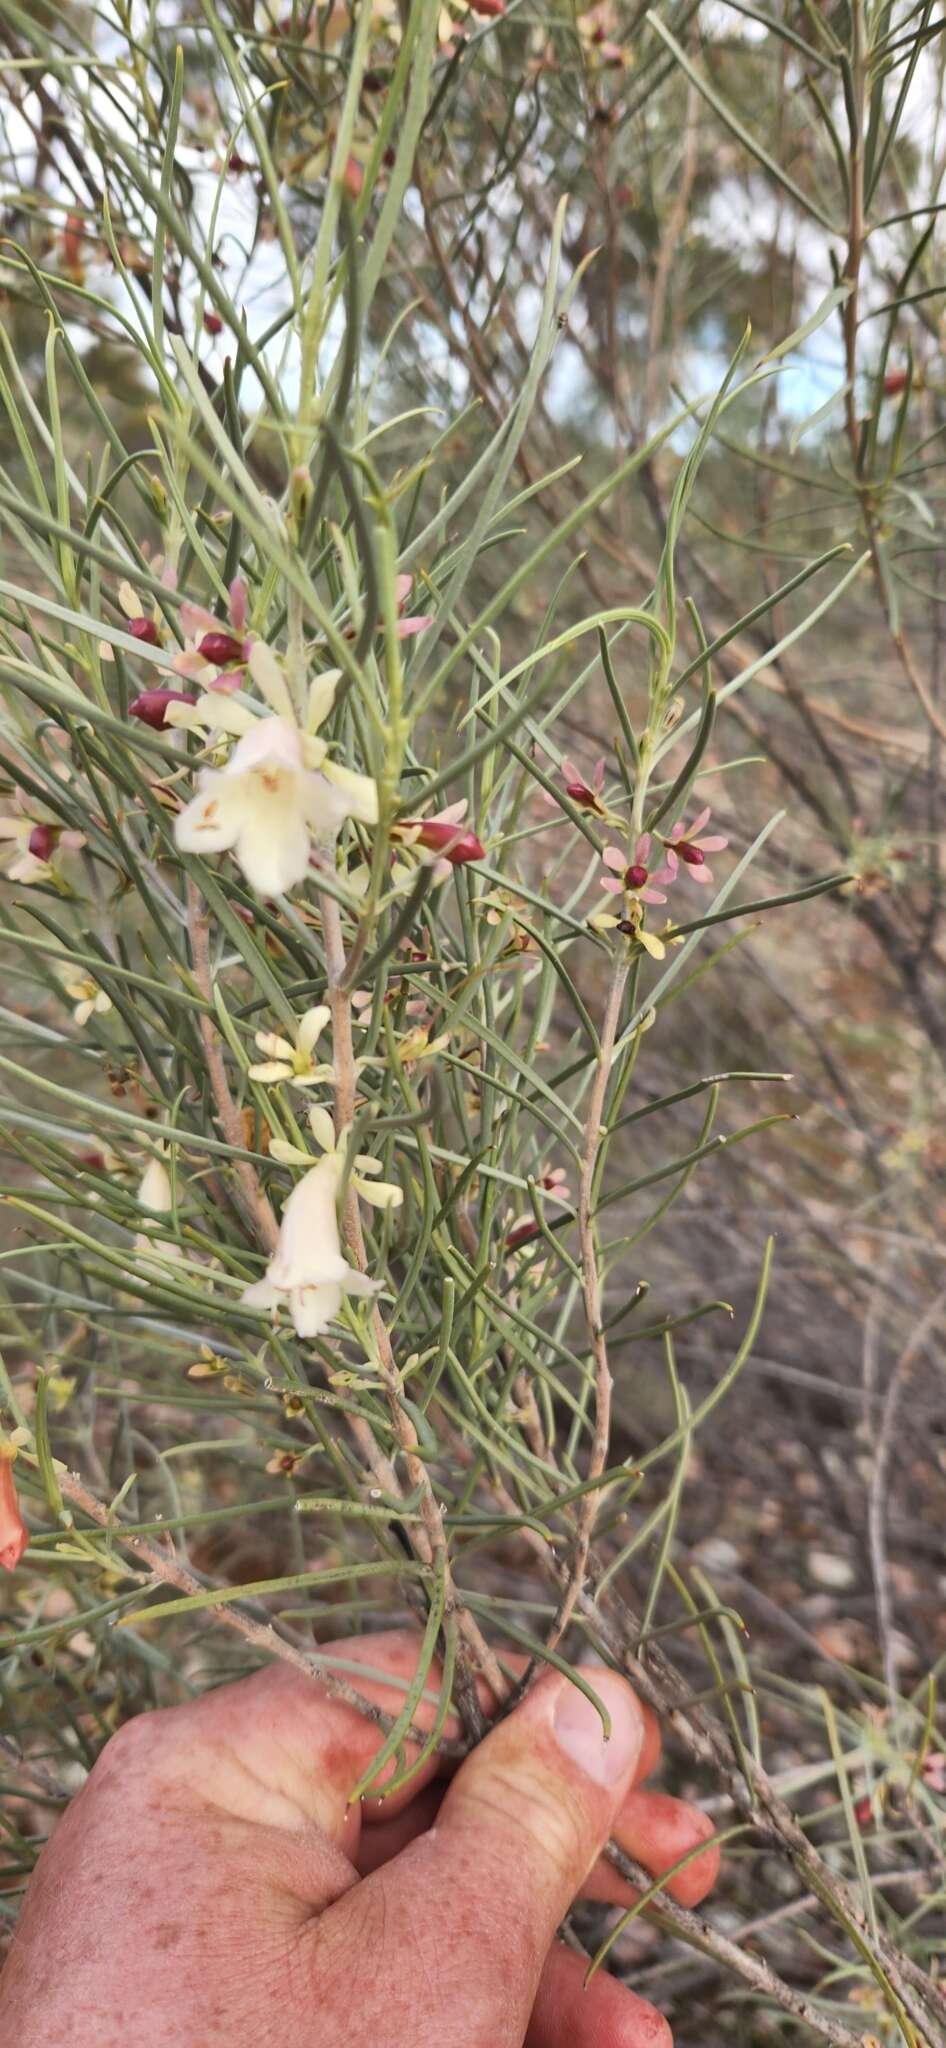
[[318, 883, 507, 1728], [53, 1469, 464, 1755], [604, 1842, 866, 2048], [543, 953, 628, 1656], [186, 880, 279, 1254]]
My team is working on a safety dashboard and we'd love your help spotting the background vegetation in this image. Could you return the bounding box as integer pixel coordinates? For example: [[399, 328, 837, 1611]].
[[0, 3, 945, 2041]]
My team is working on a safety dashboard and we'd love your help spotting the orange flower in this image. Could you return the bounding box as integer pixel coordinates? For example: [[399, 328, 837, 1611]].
[[0, 1445, 27, 1571]]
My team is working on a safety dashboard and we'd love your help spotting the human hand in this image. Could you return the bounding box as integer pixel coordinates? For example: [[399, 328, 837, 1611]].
[[0, 1631, 719, 2048]]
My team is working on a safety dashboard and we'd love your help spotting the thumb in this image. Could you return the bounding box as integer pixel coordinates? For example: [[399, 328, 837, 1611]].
[[334, 1670, 645, 2048]]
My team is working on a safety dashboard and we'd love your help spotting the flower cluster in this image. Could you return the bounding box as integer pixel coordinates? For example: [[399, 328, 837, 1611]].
[[593, 804, 728, 956], [171, 645, 377, 897]]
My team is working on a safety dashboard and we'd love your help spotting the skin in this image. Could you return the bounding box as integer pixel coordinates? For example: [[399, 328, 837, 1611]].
[[0, 1630, 719, 2048]]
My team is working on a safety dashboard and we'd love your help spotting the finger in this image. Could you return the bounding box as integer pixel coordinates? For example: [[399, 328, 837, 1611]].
[[585, 1788, 720, 1908], [149, 1647, 446, 1856], [354, 1781, 444, 1875], [526, 1942, 672, 2048], [338, 1638, 661, 1814], [321, 1670, 646, 2048]]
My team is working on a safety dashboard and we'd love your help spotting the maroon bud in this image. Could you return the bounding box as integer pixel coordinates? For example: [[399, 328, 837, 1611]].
[[468, 0, 506, 14], [564, 779, 596, 806], [227, 152, 252, 173], [196, 630, 246, 666], [883, 369, 908, 397], [78, 1149, 107, 1171], [362, 69, 384, 91], [27, 823, 56, 861], [128, 615, 160, 645], [853, 1795, 873, 1830], [626, 863, 648, 889], [506, 1222, 540, 1251], [675, 840, 705, 867], [383, 146, 397, 169], [400, 819, 485, 865], [129, 688, 197, 731], [203, 312, 224, 336]]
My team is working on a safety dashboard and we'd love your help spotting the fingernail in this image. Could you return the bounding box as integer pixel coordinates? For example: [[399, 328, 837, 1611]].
[[552, 1675, 642, 1786]]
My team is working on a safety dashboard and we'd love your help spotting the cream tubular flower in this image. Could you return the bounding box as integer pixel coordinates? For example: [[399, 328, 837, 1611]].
[[134, 1157, 181, 1265], [173, 652, 378, 897], [241, 1153, 380, 1338]]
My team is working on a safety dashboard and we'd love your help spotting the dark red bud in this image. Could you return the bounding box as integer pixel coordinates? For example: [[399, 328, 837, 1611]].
[[27, 823, 56, 861], [129, 688, 197, 730], [506, 1222, 540, 1250], [402, 820, 485, 865], [203, 312, 224, 335], [626, 863, 648, 889], [196, 630, 246, 666], [853, 1795, 873, 1829], [468, 0, 506, 13], [564, 779, 596, 806], [78, 1149, 107, 1171], [383, 146, 397, 168], [128, 615, 160, 645], [676, 841, 705, 867], [883, 369, 908, 396], [228, 152, 252, 173]]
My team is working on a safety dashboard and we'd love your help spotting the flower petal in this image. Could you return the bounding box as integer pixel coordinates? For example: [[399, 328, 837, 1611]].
[[308, 1107, 337, 1153], [241, 1277, 280, 1315], [297, 1004, 331, 1057], [289, 1281, 344, 1337], [247, 1060, 294, 1083], [248, 639, 295, 721], [354, 1177, 403, 1210], [175, 773, 245, 855], [602, 845, 626, 871], [319, 759, 379, 826], [255, 1031, 296, 1060], [307, 669, 340, 734]]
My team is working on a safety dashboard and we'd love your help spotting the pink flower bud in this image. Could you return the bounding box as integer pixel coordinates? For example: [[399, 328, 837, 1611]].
[[27, 823, 56, 860], [401, 820, 485, 864], [129, 688, 197, 730], [506, 1222, 540, 1250], [196, 630, 247, 666], [0, 1452, 27, 1571], [128, 615, 160, 645]]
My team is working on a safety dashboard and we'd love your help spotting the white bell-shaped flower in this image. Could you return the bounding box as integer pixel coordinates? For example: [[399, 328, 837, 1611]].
[[241, 1152, 380, 1339], [174, 713, 377, 898]]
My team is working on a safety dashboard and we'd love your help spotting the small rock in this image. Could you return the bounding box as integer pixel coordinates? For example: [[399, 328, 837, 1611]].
[[692, 1536, 740, 1576], [806, 1548, 855, 1590]]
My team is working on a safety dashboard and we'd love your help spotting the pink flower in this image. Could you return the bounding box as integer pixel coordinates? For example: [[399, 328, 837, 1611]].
[[129, 688, 198, 731], [0, 1448, 27, 1571], [172, 577, 252, 692], [394, 573, 433, 639], [543, 755, 610, 818], [662, 806, 728, 887], [600, 834, 676, 906], [393, 800, 484, 877]]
